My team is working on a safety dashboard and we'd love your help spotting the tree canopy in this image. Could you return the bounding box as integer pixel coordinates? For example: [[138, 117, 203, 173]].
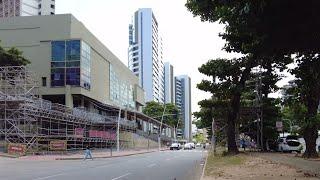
[[0, 44, 30, 66], [142, 101, 180, 128], [186, 0, 320, 158]]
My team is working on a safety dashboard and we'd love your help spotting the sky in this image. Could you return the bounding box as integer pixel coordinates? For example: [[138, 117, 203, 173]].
[[55, 0, 241, 119]]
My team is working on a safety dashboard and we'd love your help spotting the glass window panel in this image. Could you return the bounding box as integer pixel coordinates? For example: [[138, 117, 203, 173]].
[[51, 62, 65, 68], [51, 41, 65, 61], [51, 68, 65, 86], [66, 68, 80, 86], [66, 61, 80, 67], [66, 40, 80, 61]]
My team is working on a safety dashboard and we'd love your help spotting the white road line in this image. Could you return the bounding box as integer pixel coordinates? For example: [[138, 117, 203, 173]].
[[33, 173, 65, 180], [111, 173, 131, 180], [166, 158, 171, 161], [147, 163, 156, 168]]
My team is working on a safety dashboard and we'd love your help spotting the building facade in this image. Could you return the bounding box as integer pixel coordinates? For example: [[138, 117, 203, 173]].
[[175, 75, 192, 141], [0, 14, 145, 112], [0, 0, 55, 17], [164, 62, 175, 104], [128, 8, 165, 104]]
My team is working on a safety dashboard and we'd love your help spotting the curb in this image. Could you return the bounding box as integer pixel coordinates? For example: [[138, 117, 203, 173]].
[[55, 149, 167, 160], [0, 153, 19, 158], [200, 150, 209, 180]]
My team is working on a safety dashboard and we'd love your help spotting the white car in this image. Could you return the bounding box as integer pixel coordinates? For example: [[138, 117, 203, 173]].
[[278, 135, 301, 153], [170, 143, 181, 150], [184, 143, 193, 150]]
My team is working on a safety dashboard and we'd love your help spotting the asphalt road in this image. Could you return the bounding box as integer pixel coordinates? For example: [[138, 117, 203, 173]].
[[0, 149, 206, 180]]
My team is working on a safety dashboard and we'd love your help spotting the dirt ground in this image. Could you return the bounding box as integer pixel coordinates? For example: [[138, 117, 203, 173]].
[[203, 154, 319, 180]]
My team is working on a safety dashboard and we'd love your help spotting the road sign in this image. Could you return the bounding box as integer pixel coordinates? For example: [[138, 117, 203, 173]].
[[276, 121, 283, 132]]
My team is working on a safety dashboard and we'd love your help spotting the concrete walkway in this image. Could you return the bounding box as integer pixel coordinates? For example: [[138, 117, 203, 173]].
[[2, 148, 167, 161], [254, 152, 320, 177]]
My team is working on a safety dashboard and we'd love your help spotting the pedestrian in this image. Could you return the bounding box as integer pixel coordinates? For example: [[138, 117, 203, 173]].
[[83, 146, 93, 160], [240, 138, 246, 151]]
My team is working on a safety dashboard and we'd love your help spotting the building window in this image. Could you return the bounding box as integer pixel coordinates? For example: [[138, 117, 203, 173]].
[[66, 40, 80, 60], [42, 77, 47, 87], [38, 12, 41, 15], [80, 41, 91, 90], [50, 4, 55, 8], [51, 12, 54, 15], [109, 64, 135, 109], [66, 68, 80, 85], [51, 68, 65, 86], [51, 40, 91, 89], [51, 41, 65, 61], [38, 4, 41, 8]]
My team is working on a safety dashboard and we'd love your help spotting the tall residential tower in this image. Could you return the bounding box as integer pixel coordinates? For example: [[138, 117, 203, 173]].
[[175, 75, 192, 141], [164, 62, 175, 104], [0, 0, 55, 17], [128, 8, 165, 104]]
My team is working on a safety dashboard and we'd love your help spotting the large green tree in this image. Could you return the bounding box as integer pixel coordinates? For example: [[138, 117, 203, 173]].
[[142, 101, 180, 128], [197, 57, 256, 154], [186, 0, 320, 158]]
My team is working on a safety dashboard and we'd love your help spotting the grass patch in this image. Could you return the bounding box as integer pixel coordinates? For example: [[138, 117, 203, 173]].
[[205, 150, 246, 177]]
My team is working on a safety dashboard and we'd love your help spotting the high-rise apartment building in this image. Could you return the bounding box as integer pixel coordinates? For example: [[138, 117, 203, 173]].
[[128, 8, 165, 104], [164, 62, 175, 104], [0, 0, 55, 17], [175, 75, 192, 141]]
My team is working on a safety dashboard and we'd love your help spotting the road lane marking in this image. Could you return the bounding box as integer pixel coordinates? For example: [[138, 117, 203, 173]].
[[33, 173, 65, 180], [111, 173, 131, 180], [147, 163, 156, 168], [166, 158, 171, 161]]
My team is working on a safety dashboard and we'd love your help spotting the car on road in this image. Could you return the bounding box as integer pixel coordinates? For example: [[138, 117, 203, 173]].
[[170, 143, 181, 150], [183, 143, 193, 150], [277, 135, 301, 153], [189, 142, 195, 149]]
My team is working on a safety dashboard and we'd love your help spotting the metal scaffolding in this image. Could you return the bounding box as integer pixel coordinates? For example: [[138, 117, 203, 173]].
[[0, 66, 171, 154]]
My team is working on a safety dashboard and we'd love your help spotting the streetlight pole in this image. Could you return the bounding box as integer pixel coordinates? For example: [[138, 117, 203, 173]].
[[158, 105, 166, 151], [117, 108, 121, 152], [175, 119, 180, 142]]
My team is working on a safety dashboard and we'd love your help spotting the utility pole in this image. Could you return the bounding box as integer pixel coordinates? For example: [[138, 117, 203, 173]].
[[117, 108, 121, 152], [158, 105, 166, 151]]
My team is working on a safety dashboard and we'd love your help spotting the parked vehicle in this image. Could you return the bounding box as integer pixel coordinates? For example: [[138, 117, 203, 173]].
[[189, 142, 195, 149], [196, 143, 201, 147], [184, 143, 192, 150], [277, 135, 301, 153], [170, 143, 181, 150]]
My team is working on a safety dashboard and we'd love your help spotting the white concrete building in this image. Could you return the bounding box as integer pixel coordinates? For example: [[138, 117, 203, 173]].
[[0, 0, 55, 17], [128, 8, 165, 104], [164, 62, 175, 104]]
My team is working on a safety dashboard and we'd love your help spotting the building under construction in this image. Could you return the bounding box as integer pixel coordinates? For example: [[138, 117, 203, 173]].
[[0, 66, 173, 154]]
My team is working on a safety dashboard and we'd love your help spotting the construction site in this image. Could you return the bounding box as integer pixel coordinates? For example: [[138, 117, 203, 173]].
[[0, 66, 173, 155]]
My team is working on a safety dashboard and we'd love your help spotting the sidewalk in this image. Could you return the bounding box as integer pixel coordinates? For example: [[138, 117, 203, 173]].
[[14, 148, 167, 161], [253, 152, 320, 177]]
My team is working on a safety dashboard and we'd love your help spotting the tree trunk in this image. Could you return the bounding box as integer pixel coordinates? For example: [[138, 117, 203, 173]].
[[303, 126, 318, 158], [226, 58, 254, 154], [303, 92, 319, 158], [227, 93, 240, 154]]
